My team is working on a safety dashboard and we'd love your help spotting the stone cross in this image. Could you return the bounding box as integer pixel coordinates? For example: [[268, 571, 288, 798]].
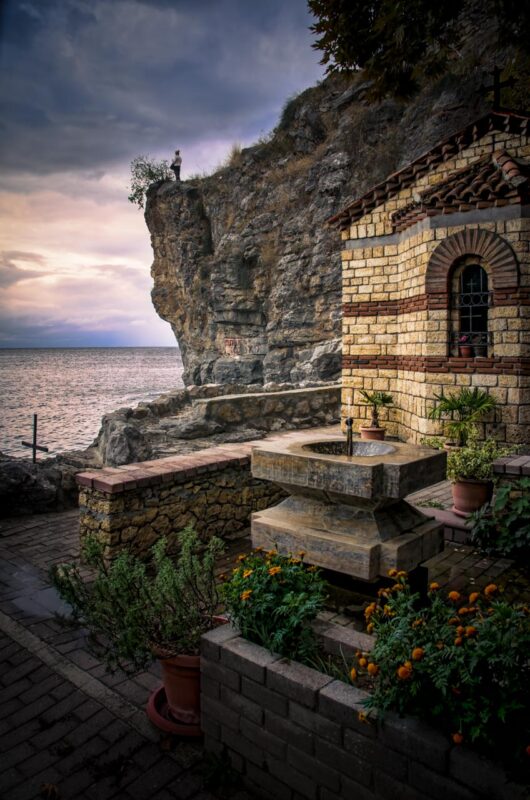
[[21, 414, 49, 463]]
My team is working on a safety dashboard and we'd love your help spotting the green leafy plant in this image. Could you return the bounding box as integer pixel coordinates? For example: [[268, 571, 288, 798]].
[[470, 478, 530, 557], [428, 387, 497, 446], [221, 547, 327, 662], [128, 155, 173, 209], [352, 572, 530, 763], [358, 390, 393, 428], [50, 526, 224, 671], [446, 433, 514, 482]]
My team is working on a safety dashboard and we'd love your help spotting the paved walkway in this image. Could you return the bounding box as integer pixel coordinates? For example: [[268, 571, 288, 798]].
[[0, 504, 521, 799]]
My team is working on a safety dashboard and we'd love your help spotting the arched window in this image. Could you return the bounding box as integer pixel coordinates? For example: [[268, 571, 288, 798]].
[[451, 262, 491, 357]]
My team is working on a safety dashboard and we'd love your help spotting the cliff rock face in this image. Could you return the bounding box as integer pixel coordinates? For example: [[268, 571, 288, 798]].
[[146, 68, 494, 386]]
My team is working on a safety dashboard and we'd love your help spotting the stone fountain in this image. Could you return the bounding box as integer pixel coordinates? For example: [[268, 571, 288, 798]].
[[251, 429, 446, 581]]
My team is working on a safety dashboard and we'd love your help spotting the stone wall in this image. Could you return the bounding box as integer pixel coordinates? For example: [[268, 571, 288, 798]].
[[76, 442, 286, 559], [201, 624, 526, 800], [340, 119, 530, 446]]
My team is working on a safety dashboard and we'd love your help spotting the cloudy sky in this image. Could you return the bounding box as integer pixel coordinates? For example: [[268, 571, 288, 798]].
[[0, 0, 324, 347]]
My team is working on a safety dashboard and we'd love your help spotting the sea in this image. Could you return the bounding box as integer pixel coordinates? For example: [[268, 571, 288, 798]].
[[0, 348, 184, 459]]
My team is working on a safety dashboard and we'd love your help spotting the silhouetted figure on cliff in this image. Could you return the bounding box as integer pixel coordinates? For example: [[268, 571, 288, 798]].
[[171, 149, 182, 181]]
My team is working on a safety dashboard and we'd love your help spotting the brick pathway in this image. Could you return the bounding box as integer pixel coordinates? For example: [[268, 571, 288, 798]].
[[0, 511, 254, 800], [0, 502, 521, 799]]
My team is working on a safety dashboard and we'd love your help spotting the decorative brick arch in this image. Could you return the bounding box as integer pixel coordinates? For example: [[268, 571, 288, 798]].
[[426, 229, 519, 293]]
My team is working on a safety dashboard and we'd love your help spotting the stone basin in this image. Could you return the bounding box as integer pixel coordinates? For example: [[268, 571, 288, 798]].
[[251, 429, 446, 581]]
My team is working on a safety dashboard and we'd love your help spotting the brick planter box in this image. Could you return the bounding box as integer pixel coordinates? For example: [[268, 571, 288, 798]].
[[200, 625, 526, 800]]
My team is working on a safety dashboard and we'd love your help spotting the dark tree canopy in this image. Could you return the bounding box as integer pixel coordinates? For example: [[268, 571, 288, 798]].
[[308, 0, 530, 99]]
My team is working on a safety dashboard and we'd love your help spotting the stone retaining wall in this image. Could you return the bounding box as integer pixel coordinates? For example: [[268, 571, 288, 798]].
[[201, 625, 525, 800], [76, 441, 286, 559]]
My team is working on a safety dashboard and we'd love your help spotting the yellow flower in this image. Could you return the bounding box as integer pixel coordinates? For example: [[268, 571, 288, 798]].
[[397, 570, 408, 579], [289, 558, 301, 565], [268, 566, 282, 576], [358, 711, 368, 724], [307, 565, 318, 573], [367, 623, 374, 634], [367, 662, 379, 676], [358, 657, 367, 668], [240, 589, 253, 601], [411, 618, 423, 628], [349, 667, 357, 681], [243, 569, 253, 579], [387, 568, 398, 578], [254, 546, 263, 552], [237, 554, 247, 562], [266, 549, 277, 558], [297, 550, 306, 558], [429, 582, 440, 592]]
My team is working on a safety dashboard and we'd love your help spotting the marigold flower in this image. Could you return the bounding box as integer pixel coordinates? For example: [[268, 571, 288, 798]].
[[452, 732, 464, 745], [350, 667, 357, 681], [429, 582, 440, 592], [387, 568, 398, 578], [297, 550, 306, 558], [358, 657, 368, 668], [435, 641, 445, 650], [307, 565, 318, 573], [454, 637, 463, 646], [289, 558, 301, 565], [377, 588, 388, 598], [456, 625, 465, 636], [448, 591, 460, 602], [412, 647, 424, 661], [367, 623, 374, 634], [411, 618, 423, 628], [468, 592, 479, 603], [484, 583, 498, 597], [358, 711, 368, 723], [243, 569, 253, 579], [367, 662, 379, 676], [397, 570, 407, 579], [397, 665, 412, 680], [391, 583, 404, 592], [448, 617, 459, 626], [404, 660, 412, 669], [364, 603, 377, 618], [240, 589, 253, 601], [268, 566, 282, 576], [266, 549, 277, 558], [465, 626, 477, 638], [458, 607, 470, 616], [237, 554, 247, 562], [253, 546, 263, 552]]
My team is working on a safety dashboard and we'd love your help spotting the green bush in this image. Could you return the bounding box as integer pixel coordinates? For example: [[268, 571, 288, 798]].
[[470, 478, 530, 558], [353, 572, 530, 764], [221, 547, 327, 662], [51, 526, 224, 671], [128, 154, 173, 209], [446, 433, 514, 482]]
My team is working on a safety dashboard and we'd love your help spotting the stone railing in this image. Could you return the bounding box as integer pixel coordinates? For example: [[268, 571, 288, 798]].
[[76, 441, 287, 559], [201, 625, 526, 800]]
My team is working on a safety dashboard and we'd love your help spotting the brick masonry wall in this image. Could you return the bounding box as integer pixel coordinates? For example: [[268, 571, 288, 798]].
[[340, 128, 530, 446], [76, 443, 286, 559], [201, 625, 527, 800]]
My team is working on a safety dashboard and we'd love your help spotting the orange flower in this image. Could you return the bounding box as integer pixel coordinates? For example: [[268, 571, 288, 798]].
[[387, 568, 398, 577], [465, 626, 477, 638], [358, 711, 368, 724], [377, 588, 389, 598], [429, 582, 440, 592], [456, 625, 465, 636], [454, 637, 463, 646], [266, 549, 277, 558], [435, 641, 445, 650], [412, 619, 423, 628], [404, 660, 412, 669], [391, 584, 404, 592], [367, 623, 374, 634], [484, 583, 498, 597], [458, 607, 470, 616], [397, 665, 412, 680], [243, 569, 253, 579], [237, 554, 246, 562], [452, 732, 464, 745], [364, 603, 377, 618], [268, 566, 282, 576], [297, 550, 306, 558], [412, 647, 424, 661], [350, 667, 357, 681], [358, 657, 368, 668], [307, 565, 318, 573], [240, 589, 253, 601], [367, 662, 379, 676], [448, 591, 460, 602], [468, 592, 479, 603], [397, 570, 407, 579]]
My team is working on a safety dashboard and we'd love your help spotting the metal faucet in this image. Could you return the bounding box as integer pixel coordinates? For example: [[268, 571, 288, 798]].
[[345, 416, 354, 457]]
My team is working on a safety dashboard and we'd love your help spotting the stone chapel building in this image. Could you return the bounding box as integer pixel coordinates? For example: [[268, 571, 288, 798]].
[[330, 110, 530, 445]]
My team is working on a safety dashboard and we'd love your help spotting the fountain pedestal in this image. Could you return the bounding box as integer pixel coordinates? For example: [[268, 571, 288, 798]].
[[251, 431, 446, 581]]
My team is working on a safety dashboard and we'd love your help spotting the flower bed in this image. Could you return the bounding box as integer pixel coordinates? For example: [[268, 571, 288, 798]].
[[200, 623, 527, 800]]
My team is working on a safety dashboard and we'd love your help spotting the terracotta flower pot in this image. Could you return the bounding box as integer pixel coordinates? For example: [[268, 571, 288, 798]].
[[360, 426, 386, 441], [158, 653, 201, 724], [452, 479, 493, 518], [458, 345, 474, 357]]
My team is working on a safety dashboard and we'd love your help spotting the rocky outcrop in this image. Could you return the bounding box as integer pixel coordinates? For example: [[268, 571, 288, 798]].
[[0, 452, 80, 517], [146, 59, 502, 385]]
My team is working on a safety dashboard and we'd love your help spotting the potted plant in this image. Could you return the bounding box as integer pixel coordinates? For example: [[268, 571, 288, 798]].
[[51, 526, 224, 735], [446, 432, 514, 517], [427, 387, 497, 448], [458, 334, 473, 357], [472, 333, 488, 358], [358, 390, 393, 440]]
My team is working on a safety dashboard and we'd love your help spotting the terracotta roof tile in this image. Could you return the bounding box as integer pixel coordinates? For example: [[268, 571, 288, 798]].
[[390, 149, 530, 232], [328, 110, 530, 229]]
